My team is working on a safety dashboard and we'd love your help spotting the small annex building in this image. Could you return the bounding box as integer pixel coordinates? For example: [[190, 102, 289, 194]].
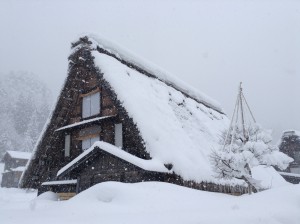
[[20, 35, 247, 197], [1, 151, 31, 188], [278, 130, 300, 184]]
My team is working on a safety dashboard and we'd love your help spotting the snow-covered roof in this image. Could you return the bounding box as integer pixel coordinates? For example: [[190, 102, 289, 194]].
[[282, 130, 300, 137], [41, 179, 77, 186], [57, 141, 169, 177], [85, 37, 231, 183], [11, 166, 26, 172], [55, 115, 115, 132], [21, 35, 236, 187], [278, 172, 300, 178], [81, 34, 223, 114], [6, 151, 31, 160]]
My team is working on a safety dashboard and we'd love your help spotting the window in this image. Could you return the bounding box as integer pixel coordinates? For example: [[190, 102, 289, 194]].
[[82, 136, 100, 151], [82, 92, 100, 118], [115, 123, 123, 148], [294, 151, 300, 163], [13, 176, 19, 184], [290, 167, 300, 174], [64, 134, 71, 157]]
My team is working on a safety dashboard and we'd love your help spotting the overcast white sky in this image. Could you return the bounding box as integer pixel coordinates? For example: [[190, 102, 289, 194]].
[[0, 0, 299, 141]]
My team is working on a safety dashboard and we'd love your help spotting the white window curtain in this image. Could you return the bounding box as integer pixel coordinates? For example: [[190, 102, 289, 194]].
[[82, 92, 100, 118], [82, 136, 100, 151]]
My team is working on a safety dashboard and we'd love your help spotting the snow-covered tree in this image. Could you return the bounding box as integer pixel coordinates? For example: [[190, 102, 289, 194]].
[[211, 124, 292, 191], [211, 83, 293, 193], [0, 71, 52, 157]]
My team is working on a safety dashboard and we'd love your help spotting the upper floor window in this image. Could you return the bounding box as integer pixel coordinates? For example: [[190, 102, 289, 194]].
[[82, 92, 100, 118]]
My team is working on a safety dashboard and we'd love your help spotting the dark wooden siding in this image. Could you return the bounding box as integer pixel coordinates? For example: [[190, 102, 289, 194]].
[[1, 171, 23, 188]]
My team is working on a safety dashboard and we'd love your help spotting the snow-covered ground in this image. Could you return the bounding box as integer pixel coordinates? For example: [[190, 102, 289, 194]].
[[0, 181, 299, 224]]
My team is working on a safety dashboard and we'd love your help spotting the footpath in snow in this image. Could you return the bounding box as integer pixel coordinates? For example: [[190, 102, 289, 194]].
[[0, 181, 299, 224]]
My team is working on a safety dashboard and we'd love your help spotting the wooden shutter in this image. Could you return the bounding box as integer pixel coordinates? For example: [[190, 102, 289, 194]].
[[82, 136, 100, 151], [82, 95, 91, 118], [82, 138, 91, 151], [64, 135, 71, 157], [115, 123, 123, 148], [90, 92, 100, 116], [90, 136, 100, 146]]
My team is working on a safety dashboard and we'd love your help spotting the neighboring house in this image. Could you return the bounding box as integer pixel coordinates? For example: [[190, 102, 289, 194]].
[[278, 130, 300, 184], [1, 151, 31, 188], [20, 35, 247, 197]]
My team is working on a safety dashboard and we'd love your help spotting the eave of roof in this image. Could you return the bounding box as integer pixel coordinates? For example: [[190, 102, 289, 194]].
[[57, 141, 169, 177], [55, 115, 115, 132], [41, 179, 78, 186]]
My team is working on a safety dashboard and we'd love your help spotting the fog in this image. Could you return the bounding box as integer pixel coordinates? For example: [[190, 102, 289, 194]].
[[0, 0, 299, 141]]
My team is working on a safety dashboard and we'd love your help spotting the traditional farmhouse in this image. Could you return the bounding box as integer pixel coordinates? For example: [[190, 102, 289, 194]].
[[1, 151, 31, 188], [278, 130, 300, 184], [20, 35, 247, 197]]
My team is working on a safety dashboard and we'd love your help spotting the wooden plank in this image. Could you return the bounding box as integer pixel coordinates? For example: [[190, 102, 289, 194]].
[[58, 192, 76, 200], [79, 87, 100, 98]]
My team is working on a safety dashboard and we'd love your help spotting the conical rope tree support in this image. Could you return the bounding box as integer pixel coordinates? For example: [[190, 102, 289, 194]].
[[223, 82, 257, 194]]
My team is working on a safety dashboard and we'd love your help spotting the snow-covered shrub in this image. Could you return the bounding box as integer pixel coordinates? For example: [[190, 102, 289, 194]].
[[211, 123, 293, 192]]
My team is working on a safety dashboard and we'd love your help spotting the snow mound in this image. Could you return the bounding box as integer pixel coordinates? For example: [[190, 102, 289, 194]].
[[252, 165, 290, 189], [1, 182, 300, 224], [36, 191, 59, 201]]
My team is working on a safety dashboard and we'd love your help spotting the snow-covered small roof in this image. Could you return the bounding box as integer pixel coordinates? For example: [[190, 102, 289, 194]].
[[41, 179, 78, 186], [11, 166, 26, 172], [57, 141, 169, 177], [282, 130, 300, 137], [6, 151, 31, 160], [278, 172, 300, 178], [55, 115, 115, 132]]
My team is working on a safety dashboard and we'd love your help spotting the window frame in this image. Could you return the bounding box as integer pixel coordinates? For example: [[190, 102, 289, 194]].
[[82, 91, 101, 119]]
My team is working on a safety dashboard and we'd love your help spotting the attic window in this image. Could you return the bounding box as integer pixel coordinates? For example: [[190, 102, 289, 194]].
[[82, 92, 100, 118]]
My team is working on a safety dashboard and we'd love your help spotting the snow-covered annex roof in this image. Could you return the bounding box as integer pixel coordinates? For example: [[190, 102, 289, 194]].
[[282, 130, 300, 138], [5, 151, 31, 160], [57, 141, 169, 177]]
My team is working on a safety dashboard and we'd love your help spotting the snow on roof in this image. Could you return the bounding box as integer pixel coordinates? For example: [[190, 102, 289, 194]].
[[22, 35, 237, 187], [11, 166, 26, 172], [87, 39, 234, 184], [41, 179, 77, 186], [6, 151, 31, 160], [278, 172, 300, 178], [85, 34, 223, 113], [57, 141, 169, 177], [282, 130, 300, 137], [55, 115, 115, 132]]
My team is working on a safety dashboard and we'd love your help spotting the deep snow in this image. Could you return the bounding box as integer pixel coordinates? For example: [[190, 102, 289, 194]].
[[0, 182, 299, 224]]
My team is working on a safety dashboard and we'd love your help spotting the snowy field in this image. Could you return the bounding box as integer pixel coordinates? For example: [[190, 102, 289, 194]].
[[0, 182, 299, 224]]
